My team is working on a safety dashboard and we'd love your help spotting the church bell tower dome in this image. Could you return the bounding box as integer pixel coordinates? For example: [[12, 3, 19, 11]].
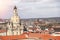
[[7, 6, 23, 36], [10, 6, 20, 25]]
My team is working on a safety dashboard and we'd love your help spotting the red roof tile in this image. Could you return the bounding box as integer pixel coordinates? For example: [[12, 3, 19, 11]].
[[0, 30, 6, 33]]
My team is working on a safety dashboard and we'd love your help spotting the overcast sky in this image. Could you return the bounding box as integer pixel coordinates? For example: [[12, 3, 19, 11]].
[[0, 0, 60, 19]]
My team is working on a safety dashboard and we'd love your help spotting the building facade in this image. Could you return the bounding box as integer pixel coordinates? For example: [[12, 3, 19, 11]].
[[7, 6, 23, 36]]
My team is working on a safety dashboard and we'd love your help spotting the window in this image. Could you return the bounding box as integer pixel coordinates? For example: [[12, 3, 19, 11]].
[[0, 27, 2, 30], [17, 32, 18, 34], [13, 32, 14, 35]]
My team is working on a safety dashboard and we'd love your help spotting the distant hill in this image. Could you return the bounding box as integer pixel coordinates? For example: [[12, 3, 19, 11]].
[[21, 17, 60, 23], [3, 17, 60, 23]]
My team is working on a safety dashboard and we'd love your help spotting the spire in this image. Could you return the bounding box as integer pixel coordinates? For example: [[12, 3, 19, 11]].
[[13, 6, 18, 16], [14, 6, 17, 9]]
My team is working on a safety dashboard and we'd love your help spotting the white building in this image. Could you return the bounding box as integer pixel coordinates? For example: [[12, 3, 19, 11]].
[[0, 30, 6, 36], [0, 19, 7, 36], [7, 6, 23, 36]]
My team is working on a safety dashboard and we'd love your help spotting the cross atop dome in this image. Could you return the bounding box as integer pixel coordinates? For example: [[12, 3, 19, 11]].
[[14, 6, 17, 9]]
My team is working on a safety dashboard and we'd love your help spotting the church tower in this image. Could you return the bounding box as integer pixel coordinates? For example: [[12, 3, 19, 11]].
[[11, 6, 20, 24], [7, 6, 23, 36]]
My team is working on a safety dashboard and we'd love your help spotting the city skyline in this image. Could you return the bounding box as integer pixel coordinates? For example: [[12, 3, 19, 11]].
[[0, 0, 60, 19]]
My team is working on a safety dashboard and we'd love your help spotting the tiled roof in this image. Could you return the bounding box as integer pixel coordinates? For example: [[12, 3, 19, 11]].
[[0, 33, 60, 40], [0, 30, 6, 33]]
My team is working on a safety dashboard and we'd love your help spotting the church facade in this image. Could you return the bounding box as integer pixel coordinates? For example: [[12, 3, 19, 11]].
[[7, 6, 23, 36]]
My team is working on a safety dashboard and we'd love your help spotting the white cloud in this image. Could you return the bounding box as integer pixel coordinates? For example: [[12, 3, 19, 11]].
[[1, 0, 60, 19]]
